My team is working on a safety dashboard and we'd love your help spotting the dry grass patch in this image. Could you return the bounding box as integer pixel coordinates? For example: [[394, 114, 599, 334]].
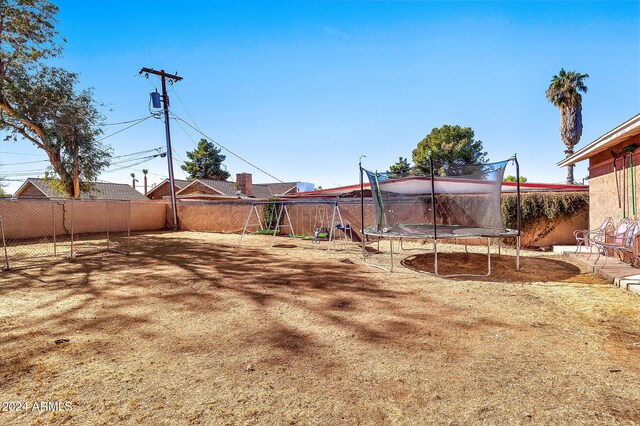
[[0, 231, 639, 424]]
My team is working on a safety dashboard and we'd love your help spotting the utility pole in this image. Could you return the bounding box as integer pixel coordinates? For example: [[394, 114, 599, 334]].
[[139, 67, 183, 230]]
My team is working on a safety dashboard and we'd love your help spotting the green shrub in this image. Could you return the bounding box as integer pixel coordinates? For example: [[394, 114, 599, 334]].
[[501, 192, 589, 230], [263, 197, 282, 230]]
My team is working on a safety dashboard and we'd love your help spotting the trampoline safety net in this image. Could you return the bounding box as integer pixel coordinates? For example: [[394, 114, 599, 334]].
[[363, 158, 514, 239]]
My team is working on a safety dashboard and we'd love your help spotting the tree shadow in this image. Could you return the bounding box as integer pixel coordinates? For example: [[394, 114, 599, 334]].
[[0, 232, 547, 390]]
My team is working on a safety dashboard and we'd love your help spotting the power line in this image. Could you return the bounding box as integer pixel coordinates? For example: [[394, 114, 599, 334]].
[[0, 158, 49, 166], [96, 115, 153, 142], [171, 114, 284, 183], [96, 116, 156, 127], [170, 148, 190, 179], [169, 86, 203, 133], [103, 153, 165, 173], [0, 147, 165, 177], [0, 151, 45, 156], [111, 147, 164, 159], [169, 85, 282, 182], [172, 118, 226, 177]]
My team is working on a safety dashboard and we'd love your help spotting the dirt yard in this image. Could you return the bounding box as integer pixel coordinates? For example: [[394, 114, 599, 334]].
[[1, 231, 640, 425]]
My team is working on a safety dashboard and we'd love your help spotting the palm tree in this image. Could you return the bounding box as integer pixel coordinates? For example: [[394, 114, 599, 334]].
[[546, 69, 589, 184], [130, 172, 138, 190], [142, 169, 149, 195]]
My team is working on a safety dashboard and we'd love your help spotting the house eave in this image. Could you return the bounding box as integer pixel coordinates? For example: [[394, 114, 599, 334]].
[[557, 113, 640, 167]]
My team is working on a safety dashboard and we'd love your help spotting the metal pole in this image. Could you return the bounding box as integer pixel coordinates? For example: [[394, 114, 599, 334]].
[[70, 199, 75, 259], [126, 201, 131, 254], [52, 201, 57, 256], [105, 200, 110, 251], [515, 155, 521, 272], [359, 156, 366, 258], [271, 202, 285, 248], [327, 203, 337, 253], [1, 216, 9, 269], [487, 238, 491, 275], [429, 153, 438, 274], [284, 204, 295, 239], [239, 203, 257, 245]]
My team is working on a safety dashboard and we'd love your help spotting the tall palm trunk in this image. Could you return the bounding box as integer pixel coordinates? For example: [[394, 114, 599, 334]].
[[565, 147, 575, 185], [559, 106, 583, 185]]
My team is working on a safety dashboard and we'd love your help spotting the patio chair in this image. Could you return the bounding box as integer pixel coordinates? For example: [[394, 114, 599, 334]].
[[574, 217, 614, 255], [592, 218, 639, 268]]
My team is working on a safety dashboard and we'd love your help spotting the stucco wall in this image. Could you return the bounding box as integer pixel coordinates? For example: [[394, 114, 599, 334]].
[[520, 206, 589, 247], [0, 197, 588, 247], [176, 200, 377, 236], [175, 198, 586, 247], [589, 167, 638, 230]]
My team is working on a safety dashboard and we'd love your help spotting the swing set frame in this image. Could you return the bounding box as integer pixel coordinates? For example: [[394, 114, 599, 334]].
[[239, 200, 346, 252]]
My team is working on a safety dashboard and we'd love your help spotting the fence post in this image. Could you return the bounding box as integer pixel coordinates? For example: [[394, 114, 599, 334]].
[[1, 216, 9, 270], [105, 200, 110, 251], [70, 199, 75, 259], [52, 201, 57, 256], [126, 201, 131, 254]]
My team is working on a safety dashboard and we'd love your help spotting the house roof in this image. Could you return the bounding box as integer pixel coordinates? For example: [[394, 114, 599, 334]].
[[264, 182, 298, 196], [251, 184, 272, 199], [251, 182, 298, 198], [557, 113, 640, 167], [177, 179, 239, 196], [15, 178, 147, 200], [174, 178, 299, 199], [145, 178, 190, 197]]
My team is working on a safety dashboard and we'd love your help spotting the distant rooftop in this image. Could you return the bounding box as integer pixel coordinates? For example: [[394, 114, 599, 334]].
[[14, 178, 147, 200]]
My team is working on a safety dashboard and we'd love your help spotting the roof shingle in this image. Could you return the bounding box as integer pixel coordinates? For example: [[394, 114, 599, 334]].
[[20, 178, 147, 200]]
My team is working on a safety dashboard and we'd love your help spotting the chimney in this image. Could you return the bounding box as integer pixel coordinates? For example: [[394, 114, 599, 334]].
[[236, 173, 253, 197]]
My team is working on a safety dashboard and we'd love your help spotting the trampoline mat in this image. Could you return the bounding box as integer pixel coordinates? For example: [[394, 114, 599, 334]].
[[364, 224, 517, 239]]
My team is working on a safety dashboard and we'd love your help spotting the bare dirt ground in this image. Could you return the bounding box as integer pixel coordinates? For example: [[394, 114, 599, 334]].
[[1, 231, 640, 425]]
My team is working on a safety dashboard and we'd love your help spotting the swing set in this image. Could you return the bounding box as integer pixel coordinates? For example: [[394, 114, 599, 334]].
[[238, 200, 348, 251]]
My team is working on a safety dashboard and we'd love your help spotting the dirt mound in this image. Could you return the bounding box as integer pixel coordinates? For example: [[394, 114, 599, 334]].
[[401, 252, 582, 282]]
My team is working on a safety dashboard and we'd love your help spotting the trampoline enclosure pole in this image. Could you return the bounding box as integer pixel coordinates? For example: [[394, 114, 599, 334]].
[[515, 155, 521, 272], [429, 153, 438, 274], [360, 159, 366, 254]]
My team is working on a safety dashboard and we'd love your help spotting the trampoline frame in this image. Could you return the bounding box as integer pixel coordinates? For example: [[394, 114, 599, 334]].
[[359, 155, 522, 277]]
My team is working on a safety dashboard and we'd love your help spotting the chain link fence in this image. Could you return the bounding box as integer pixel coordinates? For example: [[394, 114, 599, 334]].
[[0, 198, 132, 269]]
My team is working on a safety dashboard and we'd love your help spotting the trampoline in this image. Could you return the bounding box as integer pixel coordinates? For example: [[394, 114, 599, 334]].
[[360, 155, 522, 276]]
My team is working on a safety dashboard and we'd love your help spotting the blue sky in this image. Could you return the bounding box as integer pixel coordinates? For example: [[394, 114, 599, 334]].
[[1, 0, 639, 194]]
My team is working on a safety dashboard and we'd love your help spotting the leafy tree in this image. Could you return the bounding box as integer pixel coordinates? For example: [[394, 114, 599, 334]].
[[504, 175, 527, 182], [181, 138, 230, 180], [0, 0, 111, 197], [389, 157, 411, 173], [545, 68, 589, 184], [412, 125, 488, 174]]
